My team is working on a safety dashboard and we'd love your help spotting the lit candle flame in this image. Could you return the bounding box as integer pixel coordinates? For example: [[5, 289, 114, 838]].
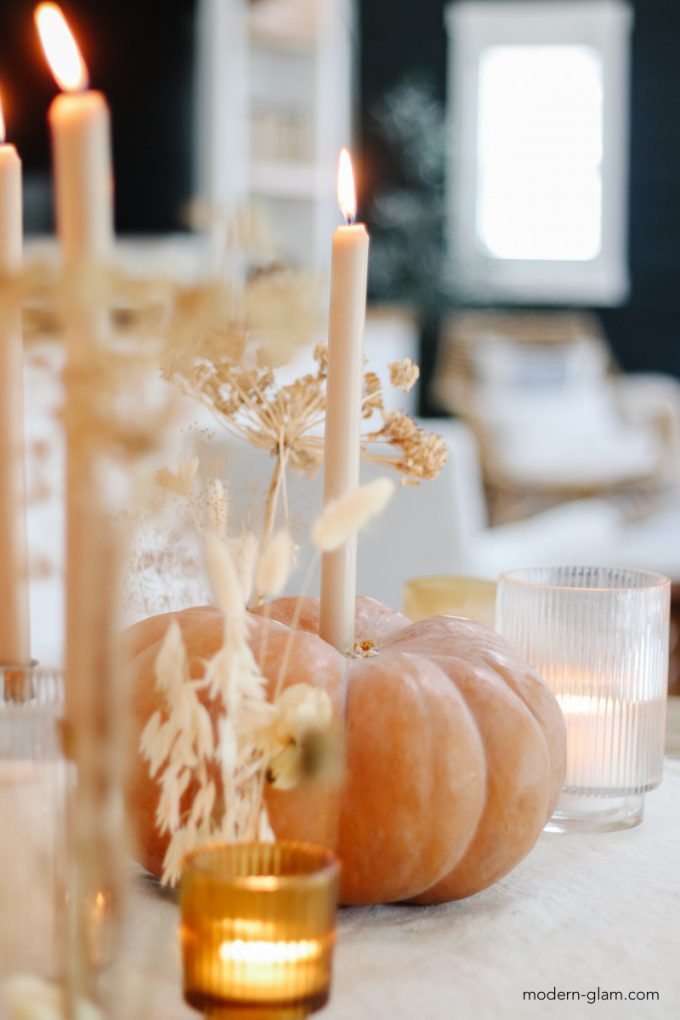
[[218, 939, 322, 966], [337, 148, 357, 224], [35, 2, 89, 92], [0, 91, 5, 144]]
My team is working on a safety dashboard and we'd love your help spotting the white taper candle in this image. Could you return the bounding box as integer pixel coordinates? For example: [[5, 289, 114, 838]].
[[36, 2, 112, 264], [36, 3, 113, 696], [48, 89, 113, 265], [319, 150, 369, 653], [36, 5, 122, 984], [0, 94, 30, 664]]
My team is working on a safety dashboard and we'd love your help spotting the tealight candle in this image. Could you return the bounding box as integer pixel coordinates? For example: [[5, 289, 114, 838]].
[[181, 843, 339, 1019]]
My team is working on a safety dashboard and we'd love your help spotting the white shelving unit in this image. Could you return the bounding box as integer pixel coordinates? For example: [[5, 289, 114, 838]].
[[249, 161, 318, 198], [195, 0, 355, 270]]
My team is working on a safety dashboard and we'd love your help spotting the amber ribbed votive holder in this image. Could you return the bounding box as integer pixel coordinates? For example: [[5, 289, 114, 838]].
[[180, 842, 340, 1020]]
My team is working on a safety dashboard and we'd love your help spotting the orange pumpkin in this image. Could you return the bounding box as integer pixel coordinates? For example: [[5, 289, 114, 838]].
[[126, 597, 566, 905]]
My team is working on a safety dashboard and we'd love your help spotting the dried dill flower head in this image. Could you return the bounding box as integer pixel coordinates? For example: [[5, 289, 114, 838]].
[[168, 331, 447, 546]]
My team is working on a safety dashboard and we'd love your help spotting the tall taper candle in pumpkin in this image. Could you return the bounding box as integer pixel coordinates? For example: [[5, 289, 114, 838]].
[[0, 91, 30, 664], [319, 150, 369, 653], [36, 2, 113, 265]]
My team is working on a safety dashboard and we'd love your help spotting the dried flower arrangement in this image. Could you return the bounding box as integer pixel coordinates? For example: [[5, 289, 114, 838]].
[[132, 304, 438, 887], [139, 477, 394, 884], [0, 230, 325, 998], [1, 210, 322, 576], [2, 220, 448, 897], [164, 334, 447, 549], [116, 234, 447, 881]]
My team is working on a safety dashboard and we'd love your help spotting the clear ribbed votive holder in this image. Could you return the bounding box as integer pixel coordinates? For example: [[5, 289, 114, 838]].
[[496, 567, 670, 833], [0, 664, 70, 980], [180, 842, 340, 1020]]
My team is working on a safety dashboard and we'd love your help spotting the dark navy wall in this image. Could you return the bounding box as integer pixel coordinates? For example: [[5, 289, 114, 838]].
[[599, 0, 680, 376], [1, 0, 678, 376], [0, 0, 195, 234], [358, 0, 446, 210]]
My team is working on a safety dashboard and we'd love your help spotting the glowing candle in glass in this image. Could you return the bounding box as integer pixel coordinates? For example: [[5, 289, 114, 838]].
[[181, 842, 339, 1019], [496, 566, 670, 832]]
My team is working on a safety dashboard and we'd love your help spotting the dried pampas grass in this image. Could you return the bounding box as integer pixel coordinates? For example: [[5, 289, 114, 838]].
[[256, 529, 297, 597], [140, 524, 335, 885], [230, 530, 259, 603], [155, 458, 199, 497], [312, 477, 395, 552], [207, 478, 228, 537], [204, 531, 245, 619]]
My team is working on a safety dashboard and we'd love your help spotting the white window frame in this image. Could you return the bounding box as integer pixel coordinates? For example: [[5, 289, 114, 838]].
[[446, 1, 633, 305]]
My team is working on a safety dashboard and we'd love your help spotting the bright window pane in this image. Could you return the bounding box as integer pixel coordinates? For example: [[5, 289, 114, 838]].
[[477, 45, 604, 262]]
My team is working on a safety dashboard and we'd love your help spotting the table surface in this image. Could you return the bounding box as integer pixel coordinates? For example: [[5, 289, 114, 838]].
[[114, 740, 680, 1020], [1, 706, 678, 1020]]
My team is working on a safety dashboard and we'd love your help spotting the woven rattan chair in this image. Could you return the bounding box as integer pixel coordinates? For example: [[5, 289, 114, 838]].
[[432, 311, 674, 524]]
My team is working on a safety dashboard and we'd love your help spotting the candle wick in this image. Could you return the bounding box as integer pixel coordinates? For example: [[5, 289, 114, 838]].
[[344, 213, 356, 226]]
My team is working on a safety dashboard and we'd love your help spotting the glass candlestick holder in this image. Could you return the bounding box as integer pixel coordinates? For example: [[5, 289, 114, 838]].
[[0, 663, 71, 981], [496, 566, 670, 833], [181, 842, 339, 1020]]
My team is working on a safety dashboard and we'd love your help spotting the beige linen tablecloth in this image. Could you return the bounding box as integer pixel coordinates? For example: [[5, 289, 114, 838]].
[[116, 758, 680, 1020]]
